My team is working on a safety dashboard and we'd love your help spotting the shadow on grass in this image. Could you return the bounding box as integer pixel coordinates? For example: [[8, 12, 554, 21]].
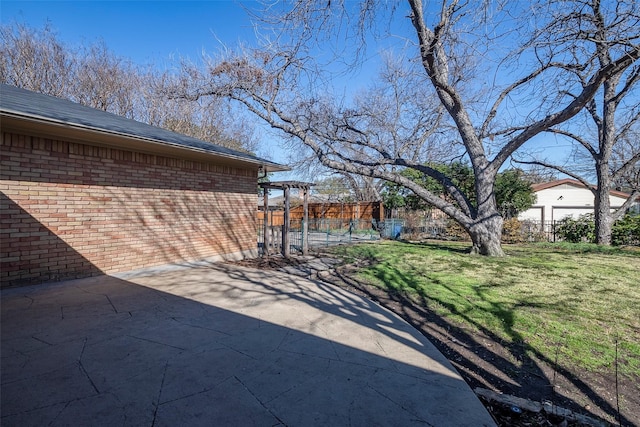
[[398, 240, 473, 254], [528, 242, 640, 257], [325, 257, 637, 427]]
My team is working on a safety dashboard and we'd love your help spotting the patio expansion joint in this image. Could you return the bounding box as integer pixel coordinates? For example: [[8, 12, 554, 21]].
[[0, 359, 104, 419], [217, 342, 259, 361], [48, 400, 73, 425], [168, 316, 232, 336], [151, 361, 168, 427], [77, 360, 100, 395], [22, 294, 35, 308], [234, 375, 289, 427], [126, 334, 187, 351], [31, 335, 54, 346], [324, 357, 440, 384], [156, 374, 235, 406], [0, 398, 74, 421], [104, 293, 118, 313], [365, 382, 436, 426], [273, 329, 292, 352], [78, 338, 100, 394], [59, 291, 119, 319], [328, 339, 343, 362]]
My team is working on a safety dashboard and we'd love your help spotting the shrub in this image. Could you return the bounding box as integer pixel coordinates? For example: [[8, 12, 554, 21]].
[[445, 219, 469, 241], [555, 214, 596, 243], [612, 214, 640, 246], [501, 218, 525, 243], [556, 213, 640, 245]]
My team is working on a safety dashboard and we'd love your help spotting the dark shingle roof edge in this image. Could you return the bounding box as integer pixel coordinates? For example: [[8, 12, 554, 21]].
[[0, 84, 288, 172]]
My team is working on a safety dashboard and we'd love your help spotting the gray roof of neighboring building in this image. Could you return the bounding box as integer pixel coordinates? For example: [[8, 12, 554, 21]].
[[0, 84, 288, 171]]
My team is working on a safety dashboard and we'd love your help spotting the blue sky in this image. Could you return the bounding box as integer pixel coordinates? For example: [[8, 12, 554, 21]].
[[1, 1, 260, 66], [0, 1, 588, 179], [2, 0, 306, 175]]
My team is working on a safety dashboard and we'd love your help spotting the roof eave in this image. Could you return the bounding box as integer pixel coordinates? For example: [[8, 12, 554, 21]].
[[1, 110, 290, 173], [532, 178, 632, 199]]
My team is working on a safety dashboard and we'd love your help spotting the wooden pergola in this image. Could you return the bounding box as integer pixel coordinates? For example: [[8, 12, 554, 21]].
[[259, 181, 314, 258]]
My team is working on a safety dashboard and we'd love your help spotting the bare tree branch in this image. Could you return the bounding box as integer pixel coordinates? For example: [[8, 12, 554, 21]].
[[171, 0, 640, 254], [512, 158, 596, 195]]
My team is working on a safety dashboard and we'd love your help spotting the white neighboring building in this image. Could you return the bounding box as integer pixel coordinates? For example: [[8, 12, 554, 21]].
[[518, 179, 634, 223]]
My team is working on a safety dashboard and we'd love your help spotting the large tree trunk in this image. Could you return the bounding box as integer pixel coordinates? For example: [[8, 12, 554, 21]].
[[467, 215, 505, 256], [593, 76, 618, 246], [594, 168, 613, 245], [465, 167, 506, 256]]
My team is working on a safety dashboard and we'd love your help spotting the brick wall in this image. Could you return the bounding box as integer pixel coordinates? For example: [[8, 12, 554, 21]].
[[1, 132, 258, 287]]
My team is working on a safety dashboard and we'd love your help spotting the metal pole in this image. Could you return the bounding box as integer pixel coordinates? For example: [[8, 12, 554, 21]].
[[326, 219, 329, 247], [303, 186, 309, 255], [283, 186, 290, 258], [263, 186, 269, 257]]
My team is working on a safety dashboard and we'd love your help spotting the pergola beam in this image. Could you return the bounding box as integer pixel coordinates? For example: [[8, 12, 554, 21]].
[[259, 181, 314, 258]]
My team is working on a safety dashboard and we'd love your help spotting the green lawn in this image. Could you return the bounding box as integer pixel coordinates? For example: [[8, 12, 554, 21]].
[[330, 241, 640, 377]]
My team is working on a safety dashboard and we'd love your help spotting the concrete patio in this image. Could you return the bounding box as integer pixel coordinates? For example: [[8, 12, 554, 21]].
[[1, 262, 496, 426]]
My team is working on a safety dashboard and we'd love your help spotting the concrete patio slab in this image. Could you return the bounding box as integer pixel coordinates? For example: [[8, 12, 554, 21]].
[[1, 262, 496, 426]]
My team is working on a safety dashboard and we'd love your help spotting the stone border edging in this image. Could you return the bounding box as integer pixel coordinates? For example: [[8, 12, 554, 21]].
[[474, 388, 610, 427]]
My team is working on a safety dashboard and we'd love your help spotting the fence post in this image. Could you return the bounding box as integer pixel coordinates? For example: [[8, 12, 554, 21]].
[[263, 192, 269, 257], [303, 187, 309, 255], [326, 220, 330, 247], [283, 186, 290, 258]]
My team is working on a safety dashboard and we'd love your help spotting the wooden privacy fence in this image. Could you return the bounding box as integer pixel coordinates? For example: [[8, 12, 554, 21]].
[[257, 201, 384, 226]]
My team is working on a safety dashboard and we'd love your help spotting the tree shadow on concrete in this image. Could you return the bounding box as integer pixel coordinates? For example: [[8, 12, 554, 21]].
[[1, 267, 494, 426]]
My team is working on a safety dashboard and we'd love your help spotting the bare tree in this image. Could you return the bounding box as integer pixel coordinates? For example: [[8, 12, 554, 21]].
[[0, 23, 74, 97], [317, 173, 384, 202], [514, 0, 640, 244], [612, 125, 640, 194], [73, 42, 140, 119], [172, 0, 639, 255], [1, 22, 257, 153], [1, 23, 141, 119], [258, 51, 451, 203]]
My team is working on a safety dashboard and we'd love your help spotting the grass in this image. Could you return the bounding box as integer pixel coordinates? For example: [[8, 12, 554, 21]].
[[330, 240, 640, 377]]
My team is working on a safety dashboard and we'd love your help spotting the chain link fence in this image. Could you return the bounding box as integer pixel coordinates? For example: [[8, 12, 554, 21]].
[[257, 216, 580, 255], [258, 218, 381, 254]]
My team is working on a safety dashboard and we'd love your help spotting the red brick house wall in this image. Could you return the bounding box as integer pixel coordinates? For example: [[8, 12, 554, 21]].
[[1, 132, 258, 287]]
